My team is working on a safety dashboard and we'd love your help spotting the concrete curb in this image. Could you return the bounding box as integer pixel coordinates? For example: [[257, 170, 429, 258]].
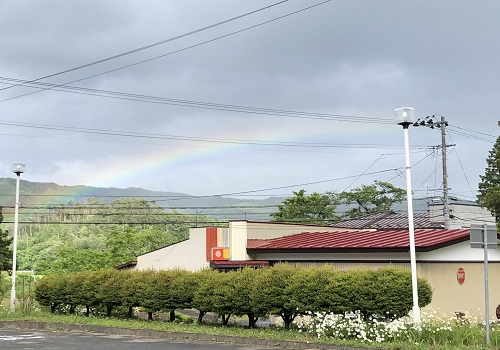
[[0, 320, 372, 350]]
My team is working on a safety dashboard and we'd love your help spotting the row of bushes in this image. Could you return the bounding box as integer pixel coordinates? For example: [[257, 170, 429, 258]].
[[34, 265, 432, 329]]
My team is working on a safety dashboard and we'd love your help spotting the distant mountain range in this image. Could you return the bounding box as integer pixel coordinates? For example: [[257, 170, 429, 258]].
[[0, 178, 432, 222], [0, 178, 286, 222]]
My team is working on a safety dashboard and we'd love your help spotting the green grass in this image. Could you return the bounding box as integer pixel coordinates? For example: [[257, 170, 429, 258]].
[[0, 305, 497, 350]]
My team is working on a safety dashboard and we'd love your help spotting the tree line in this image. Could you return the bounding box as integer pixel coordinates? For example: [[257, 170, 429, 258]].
[[1, 198, 217, 275], [2, 134, 500, 278], [270, 180, 406, 224], [477, 136, 500, 227], [34, 265, 432, 329]]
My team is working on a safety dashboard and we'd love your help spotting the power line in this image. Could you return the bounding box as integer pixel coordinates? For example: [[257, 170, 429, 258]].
[[0, 77, 391, 124], [0, 0, 293, 93], [448, 128, 495, 143], [0, 119, 422, 149], [2, 204, 279, 211], [8, 168, 403, 206], [447, 133, 477, 198], [0, 1, 332, 104], [450, 125, 496, 139]]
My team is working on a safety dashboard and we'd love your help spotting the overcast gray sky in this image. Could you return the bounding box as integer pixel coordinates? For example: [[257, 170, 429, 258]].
[[0, 0, 497, 201]]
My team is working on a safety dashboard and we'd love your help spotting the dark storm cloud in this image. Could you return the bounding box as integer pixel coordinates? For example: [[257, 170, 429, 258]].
[[0, 0, 497, 196]]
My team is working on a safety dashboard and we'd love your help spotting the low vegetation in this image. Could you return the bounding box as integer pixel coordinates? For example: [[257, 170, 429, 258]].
[[32, 265, 432, 330], [0, 265, 498, 349]]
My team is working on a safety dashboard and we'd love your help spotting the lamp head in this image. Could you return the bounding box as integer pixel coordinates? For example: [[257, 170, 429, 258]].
[[12, 163, 26, 175], [395, 107, 415, 127]]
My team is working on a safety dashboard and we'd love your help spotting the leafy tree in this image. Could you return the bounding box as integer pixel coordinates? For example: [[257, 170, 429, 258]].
[[286, 265, 339, 314], [34, 273, 67, 313], [0, 228, 12, 273], [0, 207, 12, 298], [270, 189, 339, 224], [41, 247, 114, 274], [325, 268, 432, 319], [119, 270, 143, 318], [250, 264, 301, 329], [193, 270, 234, 325], [226, 268, 263, 328], [191, 269, 221, 324], [15, 197, 194, 274], [337, 180, 406, 218], [166, 269, 197, 322], [478, 136, 500, 224]]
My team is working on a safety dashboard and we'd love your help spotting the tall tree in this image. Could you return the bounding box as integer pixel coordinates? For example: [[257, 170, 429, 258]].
[[270, 189, 338, 224], [478, 136, 500, 222], [336, 180, 406, 218], [0, 207, 12, 272]]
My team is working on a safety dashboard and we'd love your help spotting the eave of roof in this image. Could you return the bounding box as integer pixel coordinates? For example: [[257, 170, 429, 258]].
[[246, 229, 470, 253], [115, 260, 137, 270], [210, 260, 269, 269]]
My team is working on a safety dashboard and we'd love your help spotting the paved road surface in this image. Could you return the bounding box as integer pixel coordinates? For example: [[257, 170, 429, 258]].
[[0, 329, 276, 350]]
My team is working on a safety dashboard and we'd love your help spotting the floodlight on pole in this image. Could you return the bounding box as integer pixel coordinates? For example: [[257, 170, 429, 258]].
[[395, 107, 420, 326], [10, 162, 25, 312]]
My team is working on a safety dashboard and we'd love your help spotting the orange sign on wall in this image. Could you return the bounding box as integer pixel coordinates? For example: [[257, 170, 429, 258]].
[[211, 247, 230, 261]]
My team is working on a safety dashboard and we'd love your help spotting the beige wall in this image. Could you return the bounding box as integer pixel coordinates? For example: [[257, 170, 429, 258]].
[[133, 227, 209, 271], [242, 221, 362, 240], [249, 246, 500, 320], [229, 221, 362, 261], [419, 262, 500, 320], [229, 221, 248, 261]]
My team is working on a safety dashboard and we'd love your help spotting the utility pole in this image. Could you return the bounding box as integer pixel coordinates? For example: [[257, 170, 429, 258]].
[[413, 115, 451, 228], [440, 116, 450, 229]]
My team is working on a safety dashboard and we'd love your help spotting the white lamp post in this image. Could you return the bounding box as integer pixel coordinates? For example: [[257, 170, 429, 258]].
[[10, 162, 25, 312], [395, 107, 420, 325]]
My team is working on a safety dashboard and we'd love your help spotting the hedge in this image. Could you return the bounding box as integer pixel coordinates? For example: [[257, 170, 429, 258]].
[[34, 265, 432, 329]]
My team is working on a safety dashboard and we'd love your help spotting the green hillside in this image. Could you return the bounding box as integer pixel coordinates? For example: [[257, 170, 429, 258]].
[[0, 178, 285, 222]]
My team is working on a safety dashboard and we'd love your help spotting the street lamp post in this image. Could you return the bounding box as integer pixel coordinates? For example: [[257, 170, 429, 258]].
[[395, 107, 420, 325], [10, 162, 25, 312]]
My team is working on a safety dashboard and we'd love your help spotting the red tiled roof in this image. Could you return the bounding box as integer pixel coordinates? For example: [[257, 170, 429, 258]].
[[247, 239, 270, 248], [246, 229, 470, 252], [332, 212, 443, 230]]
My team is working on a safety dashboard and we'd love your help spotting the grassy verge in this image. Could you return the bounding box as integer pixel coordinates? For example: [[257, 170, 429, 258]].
[[0, 307, 496, 350]]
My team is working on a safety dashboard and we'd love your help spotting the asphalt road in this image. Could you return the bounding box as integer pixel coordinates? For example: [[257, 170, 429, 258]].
[[0, 329, 277, 350]]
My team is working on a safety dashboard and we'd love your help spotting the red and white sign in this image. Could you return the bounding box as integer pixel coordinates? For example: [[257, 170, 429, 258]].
[[457, 267, 465, 285], [211, 247, 229, 261]]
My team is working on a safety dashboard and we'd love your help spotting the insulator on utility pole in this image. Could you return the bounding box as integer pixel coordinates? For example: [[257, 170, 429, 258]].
[[413, 115, 451, 229]]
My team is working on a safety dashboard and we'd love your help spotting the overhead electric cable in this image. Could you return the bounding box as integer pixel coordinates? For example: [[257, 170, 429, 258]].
[[447, 133, 476, 198], [449, 125, 496, 139], [342, 154, 387, 191], [12, 168, 403, 206], [448, 129, 494, 143], [0, 77, 390, 124], [0, 119, 424, 148], [0, 1, 332, 104], [0, 0, 292, 93]]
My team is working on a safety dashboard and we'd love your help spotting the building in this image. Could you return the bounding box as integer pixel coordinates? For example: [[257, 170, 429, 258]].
[[429, 197, 496, 229], [331, 211, 443, 230], [118, 220, 499, 319]]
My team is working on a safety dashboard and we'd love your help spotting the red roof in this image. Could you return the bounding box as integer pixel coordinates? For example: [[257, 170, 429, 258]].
[[247, 229, 470, 252]]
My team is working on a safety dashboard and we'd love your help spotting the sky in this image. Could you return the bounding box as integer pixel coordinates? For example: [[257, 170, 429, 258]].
[[0, 0, 498, 202]]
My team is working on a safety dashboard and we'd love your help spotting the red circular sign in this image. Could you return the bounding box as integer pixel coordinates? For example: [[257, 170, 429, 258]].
[[457, 268, 465, 285]]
